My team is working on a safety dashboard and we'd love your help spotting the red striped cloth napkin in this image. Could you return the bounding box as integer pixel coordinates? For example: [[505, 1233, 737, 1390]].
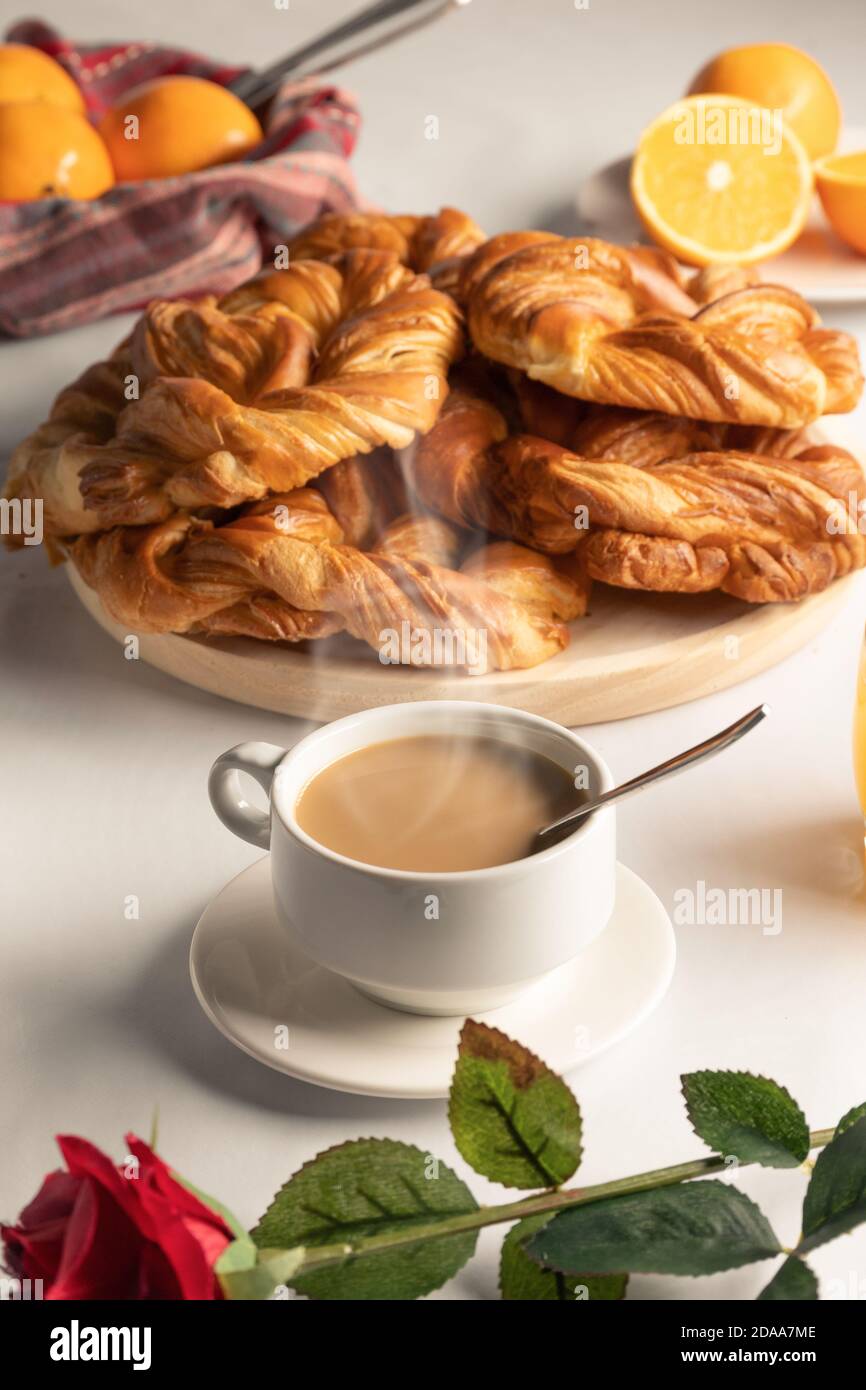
[[0, 20, 362, 337]]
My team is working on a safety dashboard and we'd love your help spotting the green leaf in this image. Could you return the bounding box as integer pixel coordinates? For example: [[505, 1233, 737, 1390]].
[[757, 1256, 818, 1301], [799, 1114, 866, 1254], [836, 1102, 866, 1137], [500, 1216, 627, 1301], [252, 1139, 478, 1300], [448, 1020, 582, 1189], [526, 1180, 780, 1276], [216, 1236, 257, 1276], [681, 1070, 809, 1168], [217, 1241, 307, 1301]]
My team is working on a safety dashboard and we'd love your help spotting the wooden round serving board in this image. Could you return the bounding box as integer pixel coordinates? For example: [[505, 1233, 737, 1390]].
[[68, 563, 863, 724]]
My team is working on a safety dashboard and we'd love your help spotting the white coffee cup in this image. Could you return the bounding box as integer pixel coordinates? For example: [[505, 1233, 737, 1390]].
[[209, 701, 616, 1016]]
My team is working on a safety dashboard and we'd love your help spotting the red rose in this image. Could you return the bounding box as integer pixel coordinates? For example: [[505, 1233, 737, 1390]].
[[2, 1134, 234, 1299]]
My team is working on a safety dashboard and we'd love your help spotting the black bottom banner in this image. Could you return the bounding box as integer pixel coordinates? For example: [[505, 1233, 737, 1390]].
[[4, 1295, 859, 1374]]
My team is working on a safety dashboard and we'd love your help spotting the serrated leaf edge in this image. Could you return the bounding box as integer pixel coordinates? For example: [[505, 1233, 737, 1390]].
[[836, 1102, 866, 1137], [523, 1180, 780, 1278], [448, 1022, 582, 1190], [253, 1136, 479, 1301], [797, 1112, 866, 1254], [497, 1214, 552, 1298], [253, 1136, 452, 1240], [498, 1217, 629, 1301], [756, 1254, 818, 1302], [680, 1069, 809, 1163]]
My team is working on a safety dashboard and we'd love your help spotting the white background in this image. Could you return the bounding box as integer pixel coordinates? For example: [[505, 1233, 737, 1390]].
[[2, 0, 866, 1301]]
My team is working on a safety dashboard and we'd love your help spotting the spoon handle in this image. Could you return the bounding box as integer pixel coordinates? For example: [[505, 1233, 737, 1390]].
[[228, 0, 454, 106], [539, 703, 769, 840]]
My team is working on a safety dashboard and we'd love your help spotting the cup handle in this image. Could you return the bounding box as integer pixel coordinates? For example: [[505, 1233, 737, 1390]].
[[208, 742, 288, 848]]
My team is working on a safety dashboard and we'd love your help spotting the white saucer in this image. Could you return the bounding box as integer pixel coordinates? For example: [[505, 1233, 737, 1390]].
[[576, 128, 866, 305], [189, 858, 676, 1099]]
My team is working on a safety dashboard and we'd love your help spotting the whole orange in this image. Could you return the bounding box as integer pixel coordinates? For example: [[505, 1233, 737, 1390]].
[[99, 75, 263, 181], [0, 43, 85, 113], [0, 102, 115, 200], [687, 43, 841, 162]]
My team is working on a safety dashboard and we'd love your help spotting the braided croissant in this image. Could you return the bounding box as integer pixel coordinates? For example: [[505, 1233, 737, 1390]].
[[190, 511, 461, 644], [407, 388, 866, 601], [69, 490, 588, 673], [6, 249, 463, 539], [287, 207, 487, 298], [314, 448, 409, 548], [4, 350, 133, 542], [464, 234, 863, 427], [512, 376, 816, 464]]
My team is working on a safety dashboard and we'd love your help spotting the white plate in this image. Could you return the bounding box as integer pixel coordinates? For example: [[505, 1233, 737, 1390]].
[[576, 128, 866, 304], [189, 857, 676, 1099]]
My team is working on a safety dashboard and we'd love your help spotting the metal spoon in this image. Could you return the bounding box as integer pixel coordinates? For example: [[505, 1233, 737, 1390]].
[[535, 704, 769, 847]]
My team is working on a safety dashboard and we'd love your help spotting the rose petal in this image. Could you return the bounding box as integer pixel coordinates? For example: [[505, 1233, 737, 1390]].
[[13, 1169, 80, 1229], [2, 1170, 81, 1284], [125, 1135, 233, 1232], [135, 1240, 185, 1300], [47, 1178, 142, 1301], [131, 1187, 226, 1299], [5, 1134, 232, 1301]]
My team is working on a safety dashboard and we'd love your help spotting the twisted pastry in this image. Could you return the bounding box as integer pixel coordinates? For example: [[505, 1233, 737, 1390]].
[[4, 350, 132, 542], [511, 374, 813, 462], [581, 447, 866, 602], [566, 406, 815, 465], [464, 234, 863, 426], [441, 354, 808, 464], [372, 512, 462, 568], [194, 507, 461, 643], [407, 388, 866, 601], [7, 249, 463, 538], [287, 207, 487, 298], [69, 491, 588, 672], [314, 447, 408, 549]]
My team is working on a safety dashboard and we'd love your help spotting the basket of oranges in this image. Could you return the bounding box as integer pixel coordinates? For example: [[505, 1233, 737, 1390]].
[[0, 21, 361, 336]]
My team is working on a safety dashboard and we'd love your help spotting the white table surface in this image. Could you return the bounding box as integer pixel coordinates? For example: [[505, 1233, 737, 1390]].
[[3, 0, 866, 1301]]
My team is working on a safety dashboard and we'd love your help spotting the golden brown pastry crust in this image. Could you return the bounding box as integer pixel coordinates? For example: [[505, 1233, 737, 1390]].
[[8, 211, 865, 674], [407, 388, 866, 601], [567, 407, 817, 465], [4, 351, 132, 541], [314, 448, 408, 549], [68, 491, 589, 672], [510, 374, 816, 462], [464, 234, 863, 427], [8, 250, 463, 539], [581, 448, 866, 601], [287, 207, 487, 298]]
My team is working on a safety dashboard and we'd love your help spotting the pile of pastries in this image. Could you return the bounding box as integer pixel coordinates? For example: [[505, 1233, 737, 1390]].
[[6, 207, 866, 675]]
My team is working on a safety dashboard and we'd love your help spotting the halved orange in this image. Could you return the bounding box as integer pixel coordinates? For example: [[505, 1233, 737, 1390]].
[[815, 151, 866, 255], [631, 95, 814, 266]]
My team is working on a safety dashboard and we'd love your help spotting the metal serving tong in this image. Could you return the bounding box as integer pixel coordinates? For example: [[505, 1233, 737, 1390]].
[[228, 0, 460, 109]]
